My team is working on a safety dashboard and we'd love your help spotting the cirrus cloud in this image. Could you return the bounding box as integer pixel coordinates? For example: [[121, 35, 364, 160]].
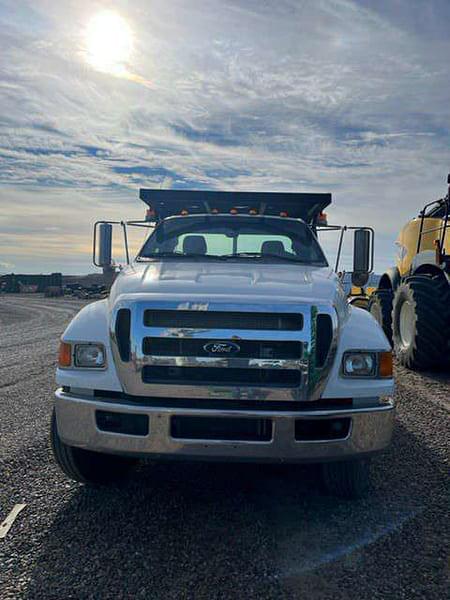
[[0, 0, 449, 273]]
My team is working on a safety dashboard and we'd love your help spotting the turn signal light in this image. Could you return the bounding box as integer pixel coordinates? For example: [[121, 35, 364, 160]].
[[58, 342, 72, 368], [180, 209, 189, 215], [249, 208, 258, 215], [230, 208, 238, 214], [379, 351, 393, 377], [279, 211, 288, 217]]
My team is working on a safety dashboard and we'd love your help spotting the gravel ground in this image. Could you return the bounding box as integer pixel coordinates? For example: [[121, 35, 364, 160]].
[[0, 294, 449, 600]]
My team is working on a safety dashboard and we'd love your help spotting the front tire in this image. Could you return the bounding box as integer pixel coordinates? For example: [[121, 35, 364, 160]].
[[368, 289, 393, 345], [51, 410, 137, 485], [321, 459, 371, 499], [392, 275, 450, 370]]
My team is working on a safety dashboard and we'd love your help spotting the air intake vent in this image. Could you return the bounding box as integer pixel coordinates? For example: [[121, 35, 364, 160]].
[[115, 309, 131, 362], [295, 417, 350, 441], [171, 416, 272, 442], [316, 314, 333, 368], [143, 310, 303, 331]]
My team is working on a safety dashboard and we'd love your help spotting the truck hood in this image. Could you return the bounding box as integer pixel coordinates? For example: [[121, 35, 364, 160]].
[[110, 261, 348, 313]]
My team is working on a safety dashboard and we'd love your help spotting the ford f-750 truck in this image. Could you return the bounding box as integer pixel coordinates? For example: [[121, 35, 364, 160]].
[[52, 190, 394, 498]]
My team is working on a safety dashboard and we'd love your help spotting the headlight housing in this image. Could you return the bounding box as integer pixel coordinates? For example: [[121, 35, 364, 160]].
[[342, 351, 392, 378], [74, 343, 106, 368], [58, 341, 106, 369]]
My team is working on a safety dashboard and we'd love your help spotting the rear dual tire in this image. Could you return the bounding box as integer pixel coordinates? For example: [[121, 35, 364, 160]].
[[51, 410, 137, 485]]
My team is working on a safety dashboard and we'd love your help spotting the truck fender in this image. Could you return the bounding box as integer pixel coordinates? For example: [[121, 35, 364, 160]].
[[56, 299, 122, 392], [321, 306, 394, 399]]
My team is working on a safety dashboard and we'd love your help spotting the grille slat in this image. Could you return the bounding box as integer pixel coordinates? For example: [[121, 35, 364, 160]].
[[143, 337, 302, 359], [144, 310, 303, 331], [142, 365, 301, 387]]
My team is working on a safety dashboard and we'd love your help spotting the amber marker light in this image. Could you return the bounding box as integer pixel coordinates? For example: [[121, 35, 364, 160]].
[[180, 209, 189, 215], [249, 208, 258, 215], [58, 342, 72, 368], [145, 207, 155, 221], [230, 207, 238, 214], [317, 212, 328, 225], [379, 351, 393, 377]]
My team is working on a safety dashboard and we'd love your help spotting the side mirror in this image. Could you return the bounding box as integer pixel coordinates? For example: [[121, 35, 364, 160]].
[[96, 223, 113, 267], [352, 229, 371, 287]]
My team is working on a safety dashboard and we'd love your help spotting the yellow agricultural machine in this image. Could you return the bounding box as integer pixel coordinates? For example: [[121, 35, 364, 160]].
[[369, 174, 450, 370]]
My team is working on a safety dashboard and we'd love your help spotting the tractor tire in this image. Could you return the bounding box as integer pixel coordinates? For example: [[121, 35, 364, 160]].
[[392, 274, 450, 371], [51, 410, 137, 485], [321, 459, 371, 499], [368, 289, 393, 345]]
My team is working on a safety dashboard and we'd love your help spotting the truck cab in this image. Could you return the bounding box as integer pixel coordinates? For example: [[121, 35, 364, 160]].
[[52, 190, 394, 498]]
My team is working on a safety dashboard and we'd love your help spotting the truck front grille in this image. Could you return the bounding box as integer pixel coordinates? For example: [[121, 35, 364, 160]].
[[142, 365, 301, 387], [111, 301, 336, 401]]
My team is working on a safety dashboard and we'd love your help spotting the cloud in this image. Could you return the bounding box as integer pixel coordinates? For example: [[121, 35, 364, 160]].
[[0, 260, 15, 270], [0, 0, 449, 273]]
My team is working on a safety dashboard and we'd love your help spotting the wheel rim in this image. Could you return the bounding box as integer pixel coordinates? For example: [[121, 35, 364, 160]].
[[399, 300, 415, 348]]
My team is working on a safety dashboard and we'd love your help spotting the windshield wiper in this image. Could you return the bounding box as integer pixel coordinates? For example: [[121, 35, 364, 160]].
[[222, 252, 309, 263], [137, 252, 225, 261]]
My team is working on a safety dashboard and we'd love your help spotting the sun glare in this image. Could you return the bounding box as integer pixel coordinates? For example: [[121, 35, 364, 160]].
[[84, 11, 133, 76]]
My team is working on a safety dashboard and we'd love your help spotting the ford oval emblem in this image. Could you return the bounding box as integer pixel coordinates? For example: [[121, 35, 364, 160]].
[[203, 341, 240, 355]]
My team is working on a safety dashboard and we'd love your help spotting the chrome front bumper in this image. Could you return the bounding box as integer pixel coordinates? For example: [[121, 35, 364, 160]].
[[54, 389, 394, 463]]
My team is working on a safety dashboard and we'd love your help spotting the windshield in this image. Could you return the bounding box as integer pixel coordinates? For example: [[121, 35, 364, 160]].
[[138, 215, 328, 265]]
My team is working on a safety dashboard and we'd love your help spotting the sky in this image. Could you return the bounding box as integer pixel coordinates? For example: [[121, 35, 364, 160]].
[[0, 0, 449, 274]]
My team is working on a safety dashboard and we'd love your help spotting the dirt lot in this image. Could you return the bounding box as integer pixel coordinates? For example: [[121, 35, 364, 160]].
[[0, 295, 449, 599]]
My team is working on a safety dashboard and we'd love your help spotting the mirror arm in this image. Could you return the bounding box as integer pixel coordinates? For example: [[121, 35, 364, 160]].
[[364, 226, 375, 274], [121, 221, 130, 265], [334, 225, 347, 272]]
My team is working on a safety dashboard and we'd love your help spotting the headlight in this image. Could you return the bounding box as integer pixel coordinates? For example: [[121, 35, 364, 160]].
[[342, 352, 377, 377], [74, 343, 106, 368], [342, 351, 393, 378]]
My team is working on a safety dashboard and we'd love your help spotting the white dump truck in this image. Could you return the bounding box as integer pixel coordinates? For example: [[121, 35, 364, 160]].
[[52, 190, 394, 498]]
